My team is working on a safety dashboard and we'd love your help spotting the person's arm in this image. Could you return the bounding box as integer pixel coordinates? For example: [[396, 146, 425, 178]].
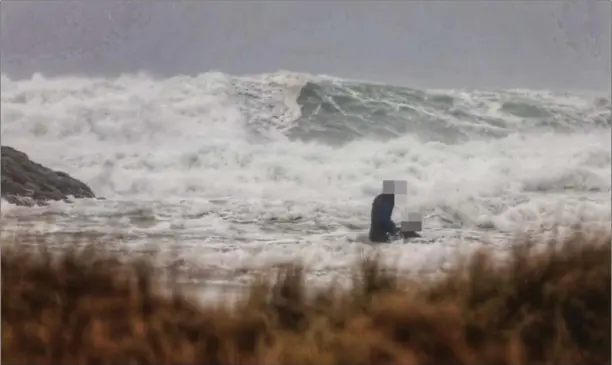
[[383, 219, 397, 235]]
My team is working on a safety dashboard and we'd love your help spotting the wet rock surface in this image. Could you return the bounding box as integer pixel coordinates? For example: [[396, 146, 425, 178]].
[[1, 146, 96, 206]]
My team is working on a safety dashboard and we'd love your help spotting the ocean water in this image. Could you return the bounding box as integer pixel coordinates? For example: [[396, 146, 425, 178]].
[[1, 71, 610, 286]]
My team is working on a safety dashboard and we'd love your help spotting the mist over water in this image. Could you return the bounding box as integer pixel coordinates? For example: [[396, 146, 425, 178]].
[[1, 2, 610, 90], [1, 2, 610, 284]]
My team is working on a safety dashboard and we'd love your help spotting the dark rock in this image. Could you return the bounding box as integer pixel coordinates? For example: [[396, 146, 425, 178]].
[[1, 146, 96, 206]]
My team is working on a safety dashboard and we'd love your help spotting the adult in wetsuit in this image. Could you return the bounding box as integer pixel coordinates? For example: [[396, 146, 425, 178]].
[[369, 193, 400, 242]]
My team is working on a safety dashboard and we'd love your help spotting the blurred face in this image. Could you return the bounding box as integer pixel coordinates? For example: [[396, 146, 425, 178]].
[[382, 179, 407, 194]]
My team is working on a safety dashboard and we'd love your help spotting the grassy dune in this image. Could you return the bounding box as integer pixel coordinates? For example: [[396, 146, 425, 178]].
[[2, 229, 610, 365]]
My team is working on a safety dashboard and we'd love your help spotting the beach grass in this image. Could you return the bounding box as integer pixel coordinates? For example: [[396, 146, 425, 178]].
[[1, 228, 610, 365]]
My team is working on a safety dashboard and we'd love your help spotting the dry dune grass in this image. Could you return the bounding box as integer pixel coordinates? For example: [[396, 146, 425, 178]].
[[1, 229, 610, 365]]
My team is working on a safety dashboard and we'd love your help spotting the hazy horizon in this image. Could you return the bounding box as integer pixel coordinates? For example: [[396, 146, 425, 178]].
[[1, 1, 610, 91]]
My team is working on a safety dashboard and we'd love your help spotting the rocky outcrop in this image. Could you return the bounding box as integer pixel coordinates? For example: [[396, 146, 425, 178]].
[[1, 146, 96, 206]]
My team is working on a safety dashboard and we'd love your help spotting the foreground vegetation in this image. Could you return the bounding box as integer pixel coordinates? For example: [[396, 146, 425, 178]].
[[2, 229, 610, 365]]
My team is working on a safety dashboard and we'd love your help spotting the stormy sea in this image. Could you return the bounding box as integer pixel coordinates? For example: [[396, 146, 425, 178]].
[[1, 71, 610, 286]]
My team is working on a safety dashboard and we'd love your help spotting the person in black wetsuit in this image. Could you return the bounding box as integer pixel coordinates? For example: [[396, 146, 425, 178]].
[[369, 193, 400, 242], [369, 192, 421, 243]]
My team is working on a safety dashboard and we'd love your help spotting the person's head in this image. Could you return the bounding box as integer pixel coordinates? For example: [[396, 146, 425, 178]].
[[382, 180, 407, 195]]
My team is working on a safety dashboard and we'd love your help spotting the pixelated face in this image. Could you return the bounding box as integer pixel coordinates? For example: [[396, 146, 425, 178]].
[[401, 211, 423, 232], [382, 179, 407, 195]]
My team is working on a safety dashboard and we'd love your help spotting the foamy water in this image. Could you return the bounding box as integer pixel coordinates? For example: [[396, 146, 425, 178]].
[[1, 71, 610, 285]]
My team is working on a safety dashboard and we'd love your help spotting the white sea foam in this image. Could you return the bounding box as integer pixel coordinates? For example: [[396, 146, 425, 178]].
[[1, 71, 610, 285]]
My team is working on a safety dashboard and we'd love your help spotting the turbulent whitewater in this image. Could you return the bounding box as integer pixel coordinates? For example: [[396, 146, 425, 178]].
[[1, 71, 610, 284]]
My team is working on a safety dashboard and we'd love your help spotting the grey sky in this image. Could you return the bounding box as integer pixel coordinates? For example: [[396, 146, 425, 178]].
[[1, 1, 610, 90]]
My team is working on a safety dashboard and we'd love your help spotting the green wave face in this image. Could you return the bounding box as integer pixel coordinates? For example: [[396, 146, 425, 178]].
[[275, 79, 610, 145]]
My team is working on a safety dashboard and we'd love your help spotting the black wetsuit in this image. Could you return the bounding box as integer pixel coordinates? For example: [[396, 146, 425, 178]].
[[369, 193, 399, 242]]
